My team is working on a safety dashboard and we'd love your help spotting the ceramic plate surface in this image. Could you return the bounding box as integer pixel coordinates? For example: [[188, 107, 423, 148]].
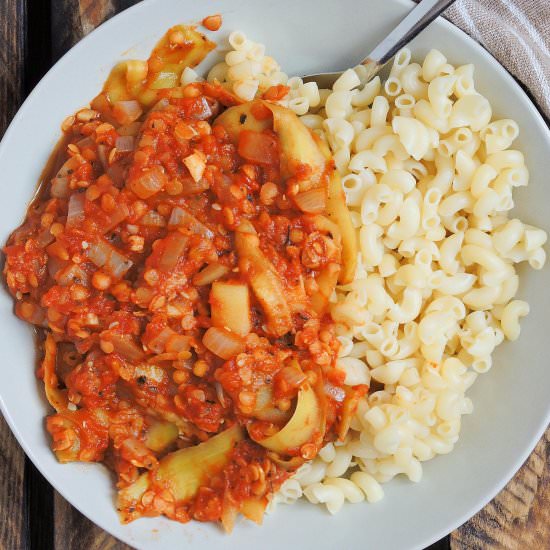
[[0, 1, 548, 548]]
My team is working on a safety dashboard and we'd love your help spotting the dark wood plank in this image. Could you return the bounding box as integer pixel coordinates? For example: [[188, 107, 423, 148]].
[[54, 494, 132, 550], [0, 0, 26, 135], [451, 426, 550, 549], [427, 538, 451, 550], [24, 0, 52, 94], [51, 0, 116, 61], [0, 417, 28, 550], [24, 460, 54, 550], [0, 1, 29, 549]]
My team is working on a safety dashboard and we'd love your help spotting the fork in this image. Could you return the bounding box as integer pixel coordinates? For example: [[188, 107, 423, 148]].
[[302, 0, 457, 88]]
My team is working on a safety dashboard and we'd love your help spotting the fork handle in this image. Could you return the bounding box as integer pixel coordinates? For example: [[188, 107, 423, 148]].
[[360, 0, 456, 79]]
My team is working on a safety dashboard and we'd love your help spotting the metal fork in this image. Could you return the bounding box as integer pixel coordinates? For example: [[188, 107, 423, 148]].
[[302, 0, 457, 88]]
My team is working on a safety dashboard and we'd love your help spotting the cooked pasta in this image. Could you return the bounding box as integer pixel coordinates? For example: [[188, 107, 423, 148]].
[[220, 36, 547, 516]]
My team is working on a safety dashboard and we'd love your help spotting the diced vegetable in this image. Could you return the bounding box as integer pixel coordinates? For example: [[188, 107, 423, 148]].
[[66, 193, 86, 227], [168, 206, 213, 237], [117, 121, 142, 136], [293, 187, 327, 214], [203, 326, 245, 359], [158, 232, 188, 271], [87, 240, 133, 279], [238, 130, 278, 166], [107, 333, 145, 363], [183, 151, 206, 182], [210, 281, 251, 336], [129, 165, 167, 199], [51, 177, 70, 199], [101, 203, 130, 233], [193, 262, 229, 286], [310, 262, 340, 316], [115, 135, 135, 152], [56, 155, 84, 179], [235, 221, 292, 337], [146, 326, 177, 354], [112, 100, 143, 125], [140, 210, 166, 227], [57, 263, 88, 286], [180, 176, 210, 195]]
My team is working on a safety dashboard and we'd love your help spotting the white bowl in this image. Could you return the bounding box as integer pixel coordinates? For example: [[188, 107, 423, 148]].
[[0, 1, 548, 549]]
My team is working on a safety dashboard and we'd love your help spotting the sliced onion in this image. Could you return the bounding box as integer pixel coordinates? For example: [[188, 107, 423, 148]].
[[150, 98, 170, 112], [48, 257, 68, 278], [129, 166, 167, 199], [66, 193, 85, 227], [158, 232, 188, 271], [109, 333, 145, 363], [115, 135, 135, 152], [56, 156, 83, 179], [38, 228, 55, 248], [117, 121, 142, 137], [107, 162, 126, 188], [113, 100, 143, 125], [51, 176, 70, 198], [57, 263, 87, 286], [192, 263, 229, 286], [168, 206, 214, 238], [75, 136, 94, 149], [278, 363, 307, 389], [189, 96, 214, 121], [293, 187, 327, 214], [102, 203, 130, 233], [87, 240, 133, 278], [147, 327, 176, 354], [324, 382, 346, 403], [165, 334, 191, 353], [202, 327, 245, 360], [215, 381, 227, 408], [182, 151, 206, 183], [180, 176, 210, 196], [97, 144, 109, 170], [140, 210, 166, 227]]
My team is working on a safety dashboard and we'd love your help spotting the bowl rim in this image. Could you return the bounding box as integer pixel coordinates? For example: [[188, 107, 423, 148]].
[[0, 0, 549, 548]]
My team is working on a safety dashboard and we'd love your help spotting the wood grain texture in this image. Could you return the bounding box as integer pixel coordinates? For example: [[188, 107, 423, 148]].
[[54, 493, 132, 550], [0, 0, 548, 549], [451, 427, 550, 549], [0, 417, 27, 550], [0, 1, 28, 549]]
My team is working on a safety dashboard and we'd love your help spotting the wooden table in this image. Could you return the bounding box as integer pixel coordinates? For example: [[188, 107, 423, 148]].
[[0, 1, 548, 548]]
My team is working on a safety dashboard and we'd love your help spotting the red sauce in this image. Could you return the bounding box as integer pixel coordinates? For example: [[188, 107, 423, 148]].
[[2, 27, 356, 530]]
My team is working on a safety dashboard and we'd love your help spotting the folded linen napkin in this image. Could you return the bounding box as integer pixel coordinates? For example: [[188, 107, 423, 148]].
[[444, 0, 550, 119]]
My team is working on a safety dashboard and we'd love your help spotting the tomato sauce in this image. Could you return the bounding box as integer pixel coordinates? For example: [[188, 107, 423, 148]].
[[2, 26, 360, 531]]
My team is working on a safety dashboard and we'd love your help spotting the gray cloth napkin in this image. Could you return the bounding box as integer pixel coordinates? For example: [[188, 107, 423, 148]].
[[444, 0, 550, 119]]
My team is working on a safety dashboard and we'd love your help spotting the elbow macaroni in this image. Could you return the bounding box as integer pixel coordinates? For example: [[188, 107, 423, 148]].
[[221, 34, 547, 515]]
